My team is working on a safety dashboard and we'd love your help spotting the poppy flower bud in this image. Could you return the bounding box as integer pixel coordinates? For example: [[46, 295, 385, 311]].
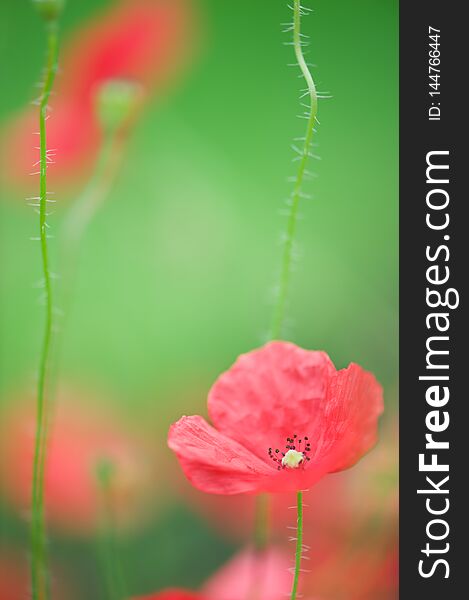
[[95, 79, 143, 134], [32, 0, 65, 22]]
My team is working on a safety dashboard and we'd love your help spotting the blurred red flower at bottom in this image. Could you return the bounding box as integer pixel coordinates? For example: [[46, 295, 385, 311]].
[[132, 591, 203, 600], [0, 388, 155, 534], [203, 547, 292, 600], [132, 547, 291, 600]]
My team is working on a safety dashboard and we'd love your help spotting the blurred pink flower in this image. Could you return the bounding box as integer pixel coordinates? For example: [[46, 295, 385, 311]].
[[132, 591, 203, 600], [0, 388, 155, 534], [1, 0, 193, 191], [132, 548, 293, 600], [203, 547, 292, 600]]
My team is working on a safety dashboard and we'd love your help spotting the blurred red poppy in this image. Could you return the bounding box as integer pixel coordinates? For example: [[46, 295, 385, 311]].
[[168, 341, 383, 495], [1, 0, 192, 190], [132, 548, 292, 600], [0, 387, 155, 534], [132, 591, 203, 600], [203, 547, 292, 600]]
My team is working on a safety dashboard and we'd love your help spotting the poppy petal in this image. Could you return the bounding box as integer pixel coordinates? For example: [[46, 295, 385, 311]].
[[168, 416, 273, 495], [61, 0, 191, 102], [208, 341, 336, 461], [320, 362, 384, 472]]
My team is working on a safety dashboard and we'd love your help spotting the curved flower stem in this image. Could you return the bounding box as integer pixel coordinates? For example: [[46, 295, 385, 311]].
[[62, 130, 121, 262], [290, 491, 303, 600], [51, 131, 123, 376], [269, 0, 318, 341], [254, 0, 318, 554], [31, 18, 60, 600], [43, 131, 126, 466]]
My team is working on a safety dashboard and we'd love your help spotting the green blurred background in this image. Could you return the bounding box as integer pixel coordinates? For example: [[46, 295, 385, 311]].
[[0, 0, 398, 597]]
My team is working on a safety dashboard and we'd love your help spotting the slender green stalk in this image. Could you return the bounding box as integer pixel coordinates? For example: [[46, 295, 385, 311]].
[[254, 0, 318, 553], [253, 493, 269, 550], [62, 131, 119, 254], [43, 134, 124, 476], [283, 5, 315, 594], [51, 131, 122, 380], [269, 0, 318, 340], [290, 491, 304, 600], [96, 460, 127, 600], [31, 19, 60, 600], [41, 131, 123, 440]]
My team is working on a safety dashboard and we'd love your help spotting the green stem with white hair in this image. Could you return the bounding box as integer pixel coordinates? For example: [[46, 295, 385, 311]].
[[254, 0, 319, 556], [31, 15, 60, 600], [290, 491, 304, 600], [269, 0, 318, 341]]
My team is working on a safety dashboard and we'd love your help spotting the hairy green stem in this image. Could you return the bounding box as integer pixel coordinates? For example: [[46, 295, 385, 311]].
[[269, 0, 318, 341], [31, 19, 60, 600], [290, 491, 303, 600], [284, 3, 315, 594], [254, 0, 318, 554]]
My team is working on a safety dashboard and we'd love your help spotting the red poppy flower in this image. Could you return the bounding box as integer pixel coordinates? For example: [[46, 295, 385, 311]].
[[0, 388, 155, 534], [2, 0, 192, 189], [132, 591, 203, 600], [202, 547, 291, 600], [168, 341, 383, 495]]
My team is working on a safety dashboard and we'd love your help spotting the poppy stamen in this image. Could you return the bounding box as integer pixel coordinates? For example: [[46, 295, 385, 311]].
[[268, 433, 311, 470]]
